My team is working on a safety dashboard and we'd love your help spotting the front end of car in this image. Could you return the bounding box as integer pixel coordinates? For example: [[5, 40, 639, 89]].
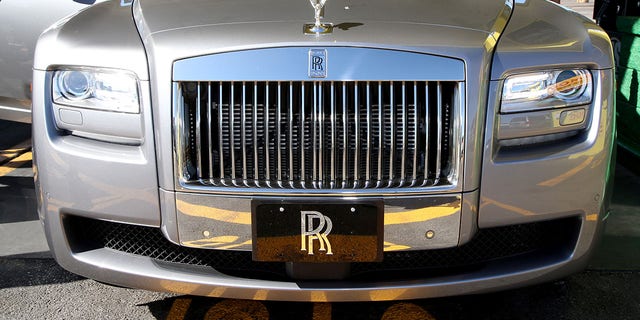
[[32, 0, 615, 301]]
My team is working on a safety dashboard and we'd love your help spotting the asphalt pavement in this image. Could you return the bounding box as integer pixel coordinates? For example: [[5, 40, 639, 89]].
[[0, 114, 639, 320]]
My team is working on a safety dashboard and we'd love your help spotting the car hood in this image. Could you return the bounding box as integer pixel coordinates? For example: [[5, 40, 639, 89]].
[[134, 0, 511, 36], [133, 0, 512, 60]]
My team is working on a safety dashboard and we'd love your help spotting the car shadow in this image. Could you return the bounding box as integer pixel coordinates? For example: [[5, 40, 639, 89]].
[[0, 256, 83, 290], [611, 162, 640, 208], [141, 272, 640, 319]]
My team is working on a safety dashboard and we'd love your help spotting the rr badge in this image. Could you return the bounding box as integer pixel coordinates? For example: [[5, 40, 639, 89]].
[[308, 49, 327, 78], [300, 211, 333, 255]]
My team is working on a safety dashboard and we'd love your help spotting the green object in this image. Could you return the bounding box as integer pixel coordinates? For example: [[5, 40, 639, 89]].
[[616, 96, 640, 157], [617, 34, 640, 70], [617, 16, 640, 36], [617, 66, 640, 104], [615, 17, 640, 156]]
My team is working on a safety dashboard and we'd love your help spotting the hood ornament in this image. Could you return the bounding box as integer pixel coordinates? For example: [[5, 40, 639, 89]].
[[304, 0, 333, 35]]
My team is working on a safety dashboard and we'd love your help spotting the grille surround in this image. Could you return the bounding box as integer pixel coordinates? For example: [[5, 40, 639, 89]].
[[174, 80, 464, 194]]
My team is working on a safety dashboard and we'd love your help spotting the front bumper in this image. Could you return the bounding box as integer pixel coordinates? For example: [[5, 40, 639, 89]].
[[46, 212, 594, 302], [32, 62, 615, 300]]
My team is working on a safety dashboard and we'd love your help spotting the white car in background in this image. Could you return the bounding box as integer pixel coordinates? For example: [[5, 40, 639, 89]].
[[0, 0, 106, 123]]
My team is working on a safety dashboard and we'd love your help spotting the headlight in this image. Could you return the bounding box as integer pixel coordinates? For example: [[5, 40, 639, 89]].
[[501, 69, 592, 113], [53, 68, 140, 114]]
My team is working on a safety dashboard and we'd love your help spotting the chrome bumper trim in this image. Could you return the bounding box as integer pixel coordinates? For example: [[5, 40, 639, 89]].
[[175, 193, 462, 252]]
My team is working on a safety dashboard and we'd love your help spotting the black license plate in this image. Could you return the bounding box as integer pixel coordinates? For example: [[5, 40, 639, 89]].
[[252, 201, 383, 263]]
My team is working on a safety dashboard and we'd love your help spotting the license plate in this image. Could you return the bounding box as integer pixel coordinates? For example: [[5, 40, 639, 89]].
[[252, 201, 383, 263]]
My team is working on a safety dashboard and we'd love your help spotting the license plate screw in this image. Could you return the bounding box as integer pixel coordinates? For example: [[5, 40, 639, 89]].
[[350, 207, 356, 213], [203, 230, 211, 237], [425, 230, 435, 239], [279, 207, 285, 213]]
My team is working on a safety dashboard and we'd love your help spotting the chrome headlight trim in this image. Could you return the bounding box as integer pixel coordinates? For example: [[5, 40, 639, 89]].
[[501, 69, 593, 114], [52, 67, 141, 114]]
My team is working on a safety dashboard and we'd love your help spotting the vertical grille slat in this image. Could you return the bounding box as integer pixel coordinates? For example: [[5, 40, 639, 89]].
[[318, 83, 324, 188], [207, 83, 214, 183], [342, 82, 348, 189], [400, 81, 407, 187], [365, 82, 371, 188], [217, 82, 225, 182], [241, 82, 247, 185], [423, 82, 430, 186], [330, 82, 336, 188], [301, 83, 307, 189], [411, 81, 418, 186], [312, 83, 318, 187], [276, 82, 283, 186], [179, 80, 457, 190], [377, 82, 383, 187], [435, 82, 443, 185], [253, 84, 259, 187], [388, 82, 395, 188], [195, 83, 203, 181], [289, 82, 295, 187], [264, 83, 271, 184], [354, 83, 361, 188], [229, 84, 237, 186]]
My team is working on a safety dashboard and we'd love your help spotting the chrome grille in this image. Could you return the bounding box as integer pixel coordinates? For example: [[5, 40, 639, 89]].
[[176, 81, 459, 190]]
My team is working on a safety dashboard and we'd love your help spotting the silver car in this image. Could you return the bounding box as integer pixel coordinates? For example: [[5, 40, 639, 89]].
[[31, 0, 614, 301]]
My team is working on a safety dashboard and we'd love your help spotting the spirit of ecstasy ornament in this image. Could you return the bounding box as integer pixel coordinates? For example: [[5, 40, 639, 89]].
[[304, 0, 333, 34]]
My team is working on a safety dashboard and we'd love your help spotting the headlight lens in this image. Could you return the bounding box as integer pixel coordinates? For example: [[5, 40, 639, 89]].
[[53, 69, 140, 114], [501, 69, 592, 113], [57, 70, 92, 100]]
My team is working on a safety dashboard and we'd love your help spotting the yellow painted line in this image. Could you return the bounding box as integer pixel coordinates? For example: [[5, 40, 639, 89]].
[[166, 298, 192, 320], [253, 290, 269, 300], [215, 239, 252, 250], [183, 235, 240, 247], [385, 206, 458, 225], [310, 291, 329, 302], [383, 241, 412, 252], [537, 156, 594, 187], [177, 200, 251, 225], [0, 140, 31, 164], [182, 235, 253, 250], [481, 197, 537, 217], [312, 303, 332, 320], [368, 289, 409, 301], [0, 151, 32, 176]]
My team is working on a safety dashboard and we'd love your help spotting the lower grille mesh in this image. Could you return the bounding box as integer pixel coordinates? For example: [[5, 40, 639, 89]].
[[65, 216, 579, 281]]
